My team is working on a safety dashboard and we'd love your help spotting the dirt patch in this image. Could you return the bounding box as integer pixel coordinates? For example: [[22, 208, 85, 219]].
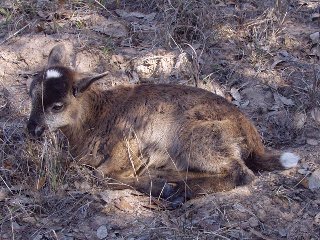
[[0, 0, 319, 239]]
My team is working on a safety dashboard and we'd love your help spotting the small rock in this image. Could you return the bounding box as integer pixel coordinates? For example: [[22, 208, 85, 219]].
[[96, 225, 108, 239], [308, 169, 320, 190], [278, 228, 287, 237], [307, 138, 319, 146], [248, 217, 259, 227], [310, 32, 320, 44]]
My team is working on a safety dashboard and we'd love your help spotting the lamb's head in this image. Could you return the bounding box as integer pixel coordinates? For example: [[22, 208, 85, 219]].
[[27, 44, 108, 137]]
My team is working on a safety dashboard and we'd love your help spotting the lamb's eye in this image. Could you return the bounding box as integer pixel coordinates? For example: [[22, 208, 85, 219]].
[[51, 102, 64, 112]]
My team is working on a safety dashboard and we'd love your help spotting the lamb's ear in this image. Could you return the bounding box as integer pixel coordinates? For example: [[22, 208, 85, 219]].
[[47, 44, 67, 67], [72, 72, 109, 97]]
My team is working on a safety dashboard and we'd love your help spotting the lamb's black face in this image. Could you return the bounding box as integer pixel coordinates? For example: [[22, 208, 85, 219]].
[[27, 67, 76, 137], [27, 44, 108, 137]]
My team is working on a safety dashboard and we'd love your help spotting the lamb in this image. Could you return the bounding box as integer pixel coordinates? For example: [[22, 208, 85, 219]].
[[27, 44, 299, 205]]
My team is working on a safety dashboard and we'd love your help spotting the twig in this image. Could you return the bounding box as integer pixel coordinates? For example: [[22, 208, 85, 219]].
[[94, 0, 117, 18], [0, 21, 36, 46], [0, 174, 13, 194], [6, 205, 15, 240]]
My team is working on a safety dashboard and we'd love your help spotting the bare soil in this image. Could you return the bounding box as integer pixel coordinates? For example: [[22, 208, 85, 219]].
[[0, 0, 319, 239]]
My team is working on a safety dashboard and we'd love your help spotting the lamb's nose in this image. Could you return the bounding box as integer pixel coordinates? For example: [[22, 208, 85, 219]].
[[27, 119, 45, 137], [35, 125, 45, 137]]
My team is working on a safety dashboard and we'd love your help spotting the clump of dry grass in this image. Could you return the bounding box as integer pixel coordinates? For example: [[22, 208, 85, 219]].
[[0, 120, 70, 193]]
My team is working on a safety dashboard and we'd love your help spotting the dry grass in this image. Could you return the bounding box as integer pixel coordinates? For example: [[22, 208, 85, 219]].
[[0, 0, 320, 239]]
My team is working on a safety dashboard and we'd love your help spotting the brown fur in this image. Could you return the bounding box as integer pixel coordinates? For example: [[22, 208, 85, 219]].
[[27, 45, 297, 204]]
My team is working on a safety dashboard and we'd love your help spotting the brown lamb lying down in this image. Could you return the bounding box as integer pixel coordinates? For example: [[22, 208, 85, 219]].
[[27, 44, 299, 206]]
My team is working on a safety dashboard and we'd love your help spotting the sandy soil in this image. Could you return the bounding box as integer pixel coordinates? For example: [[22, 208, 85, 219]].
[[0, 1, 319, 239]]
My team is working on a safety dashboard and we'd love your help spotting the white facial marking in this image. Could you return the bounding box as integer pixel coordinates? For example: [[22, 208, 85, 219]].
[[280, 152, 300, 169], [46, 69, 62, 79]]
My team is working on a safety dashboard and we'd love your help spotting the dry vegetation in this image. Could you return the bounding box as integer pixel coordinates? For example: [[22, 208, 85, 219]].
[[0, 0, 320, 239]]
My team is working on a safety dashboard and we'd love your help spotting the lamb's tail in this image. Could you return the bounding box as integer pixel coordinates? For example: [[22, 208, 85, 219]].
[[246, 151, 300, 171]]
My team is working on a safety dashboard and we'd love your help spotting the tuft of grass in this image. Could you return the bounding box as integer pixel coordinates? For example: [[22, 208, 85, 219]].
[[0, 119, 70, 194]]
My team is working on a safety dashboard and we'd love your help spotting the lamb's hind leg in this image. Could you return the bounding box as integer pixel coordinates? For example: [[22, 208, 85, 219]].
[[100, 161, 253, 208], [166, 120, 256, 201], [150, 160, 255, 205]]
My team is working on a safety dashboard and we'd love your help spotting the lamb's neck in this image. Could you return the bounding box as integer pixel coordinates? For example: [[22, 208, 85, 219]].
[[62, 90, 110, 152]]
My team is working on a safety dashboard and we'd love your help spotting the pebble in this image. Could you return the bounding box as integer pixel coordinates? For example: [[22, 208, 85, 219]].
[[278, 228, 287, 237], [308, 169, 320, 190], [248, 217, 259, 227], [96, 225, 108, 239]]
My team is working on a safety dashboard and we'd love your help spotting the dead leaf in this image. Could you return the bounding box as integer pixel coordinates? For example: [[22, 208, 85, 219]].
[[37, 10, 54, 21], [308, 169, 320, 190], [301, 178, 309, 188], [311, 108, 320, 125], [293, 112, 307, 129], [310, 32, 320, 44], [233, 203, 246, 213], [310, 45, 320, 58], [129, 71, 140, 84], [22, 216, 37, 224], [307, 138, 318, 146], [278, 94, 294, 106], [80, 182, 91, 190], [298, 168, 311, 175], [271, 50, 297, 69], [271, 58, 285, 69], [115, 197, 134, 212], [0, 188, 9, 201], [230, 87, 241, 102]]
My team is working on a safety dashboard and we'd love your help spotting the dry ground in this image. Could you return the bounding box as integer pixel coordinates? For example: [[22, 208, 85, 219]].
[[0, 0, 320, 239]]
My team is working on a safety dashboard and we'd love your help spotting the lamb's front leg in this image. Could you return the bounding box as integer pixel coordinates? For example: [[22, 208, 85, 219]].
[[94, 139, 143, 178]]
